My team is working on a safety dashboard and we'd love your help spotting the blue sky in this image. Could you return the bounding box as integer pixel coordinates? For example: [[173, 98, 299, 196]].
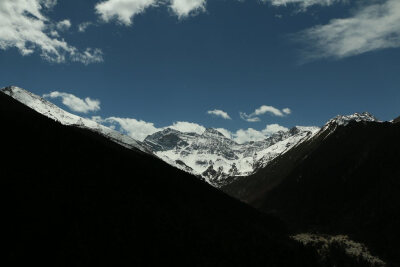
[[1, 0, 400, 143]]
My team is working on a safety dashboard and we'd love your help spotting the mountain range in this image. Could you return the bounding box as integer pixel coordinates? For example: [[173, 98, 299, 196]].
[[223, 112, 400, 266], [144, 125, 320, 186], [2, 85, 399, 266], [1, 86, 376, 188], [0, 86, 318, 266]]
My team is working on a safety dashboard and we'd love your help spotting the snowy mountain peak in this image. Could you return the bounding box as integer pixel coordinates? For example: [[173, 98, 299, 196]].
[[328, 112, 379, 126], [315, 112, 381, 141], [4, 86, 384, 188], [143, 125, 320, 187], [1, 86, 149, 153]]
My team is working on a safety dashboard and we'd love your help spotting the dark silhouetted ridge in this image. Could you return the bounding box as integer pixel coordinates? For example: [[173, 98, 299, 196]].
[[0, 91, 318, 266], [224, 120, 400, 266]]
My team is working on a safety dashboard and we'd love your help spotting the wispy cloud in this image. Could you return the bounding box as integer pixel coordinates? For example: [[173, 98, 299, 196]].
[[95, 0, 207, 25], [95, 0, 157, 26], [265, 0, 341, 10], [43, 91, 101, 113], [240, 105, 291, 122], [294, 0, 400, 61], [0, 0, 103, 64], [78, 22, 93, 33], [240, 113, 261, 122], [56, 19, 71, 31], [207, 109, 231, 120]]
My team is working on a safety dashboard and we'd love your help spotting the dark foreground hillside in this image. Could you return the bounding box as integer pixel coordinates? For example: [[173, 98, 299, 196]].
[[0, 92, 318, 266], [224, 120, 400, 266]]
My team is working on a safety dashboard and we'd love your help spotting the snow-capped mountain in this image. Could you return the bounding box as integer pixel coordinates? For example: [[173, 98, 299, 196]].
[[144, 126, 320, 186], [315, 112, 381, 140], [327, 112, 379, 126], [0, 86, 150, 153], [143, 112, 383, 187], [1, 86, 385, 188]]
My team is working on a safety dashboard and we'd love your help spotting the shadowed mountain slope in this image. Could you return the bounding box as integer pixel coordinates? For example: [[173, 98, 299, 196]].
[[223, 119, 400, 266], [0, 91, 319, 266]]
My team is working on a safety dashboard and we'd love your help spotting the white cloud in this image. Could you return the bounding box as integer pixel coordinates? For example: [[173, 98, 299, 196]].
[[49, 30, 59, 37], [97, 117, 206, 141], [263, 123, 289, 135], [207, 109, 231, 120], [69, 48, 103, 65], [233, 128, 268, 143], [266, 0, 340, 9], [91, 114, 289, 144], [104, 117, 159, 141], [91, 116, 104, 123], [215, 128, 233, 139], [56, 19, 71, 31], [282, 108, 291, 115], [240, 112, 261, 122], [43, 91, 101, 113], [254, 105, 284, 116], [168, 121, 206, 134], [295, 0, 400, 60], [78, 22, 93, 32], [225, 124, 289, 144], [169, 0, 206, 18], [95, 0, 157, 26], [240, 105, 291, 122], [0, 0, 103, 64], [95, 0, 207, 25]]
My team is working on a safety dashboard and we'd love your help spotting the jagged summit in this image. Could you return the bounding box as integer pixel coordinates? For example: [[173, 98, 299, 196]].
[[315, 112, 381, 139], [0, 86, 149, 153], [142, 111, 385, 187], [1, 90, 317, 267], [144, 125, 320, 187], [328, 112, 379, 126], [3, 86, 390, 189]]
